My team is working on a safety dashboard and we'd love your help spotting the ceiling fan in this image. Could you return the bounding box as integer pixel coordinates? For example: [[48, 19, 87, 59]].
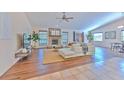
[[56, 12, 74, 22]]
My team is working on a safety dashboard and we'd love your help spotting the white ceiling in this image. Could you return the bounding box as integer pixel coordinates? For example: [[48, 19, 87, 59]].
[[26, 12, 123, 32]]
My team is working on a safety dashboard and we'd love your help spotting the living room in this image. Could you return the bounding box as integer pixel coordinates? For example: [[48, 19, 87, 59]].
[[2, 0, 124, 93], [1, 12, 124, 80]]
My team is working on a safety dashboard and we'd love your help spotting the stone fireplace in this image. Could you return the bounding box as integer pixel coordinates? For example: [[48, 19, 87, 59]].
[[48, 28, 61, 47], [52, 39, 58, 45], [49, 36, 61, 47]]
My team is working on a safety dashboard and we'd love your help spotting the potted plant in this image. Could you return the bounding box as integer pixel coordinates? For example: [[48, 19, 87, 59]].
[[31, 31, 39, 48], [87, 31, 94, 43]]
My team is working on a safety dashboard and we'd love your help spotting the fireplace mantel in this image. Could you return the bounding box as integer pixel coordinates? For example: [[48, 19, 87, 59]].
[[49, 36, 61, 46]]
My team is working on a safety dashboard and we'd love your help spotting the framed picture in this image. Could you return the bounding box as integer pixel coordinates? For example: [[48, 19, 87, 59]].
[[105, 31, 116, 39], [105, 32, 109, 39]]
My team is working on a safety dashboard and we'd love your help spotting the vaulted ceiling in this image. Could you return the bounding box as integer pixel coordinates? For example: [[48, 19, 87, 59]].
[[26, 12, 123, 32]]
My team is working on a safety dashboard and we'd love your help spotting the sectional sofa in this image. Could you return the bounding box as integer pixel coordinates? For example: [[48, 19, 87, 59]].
[[58, 43, 95, 59]]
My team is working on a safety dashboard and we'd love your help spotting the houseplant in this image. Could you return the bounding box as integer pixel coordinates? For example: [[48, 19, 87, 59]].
[[87, 31, 94, 43], [31, 31, 39, 48]]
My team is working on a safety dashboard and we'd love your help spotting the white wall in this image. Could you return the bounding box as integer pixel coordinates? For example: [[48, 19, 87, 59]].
[[0, 13, 32, 76], [91, 17, 124, 48]]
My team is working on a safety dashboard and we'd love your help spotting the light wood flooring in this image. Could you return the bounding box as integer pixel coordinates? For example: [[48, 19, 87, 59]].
[[29, 57, 124, 80], [0, 49, 92, 80], [0, 47, 122, 80]]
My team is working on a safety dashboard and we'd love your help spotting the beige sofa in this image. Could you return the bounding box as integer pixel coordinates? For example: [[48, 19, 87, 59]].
[[15, 48, 31, 61], [58, 43, 95, 59]]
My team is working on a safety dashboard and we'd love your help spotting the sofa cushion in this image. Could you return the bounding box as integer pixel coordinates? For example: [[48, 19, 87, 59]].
[[72, 44, 81, 47], [62, 51, 75, 56], [22, 48, 28, 53], [71, 44, 83, 53], [58, 48, 71, 52], [16, 48, 28, 54]]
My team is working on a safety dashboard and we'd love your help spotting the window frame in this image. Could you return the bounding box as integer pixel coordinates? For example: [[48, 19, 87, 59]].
[[121, 30, 124, 41], [61, 32, 68, 45], [23, 32, 31, 48], [93, 32, 103, 42], [38, 30, 48, 46]]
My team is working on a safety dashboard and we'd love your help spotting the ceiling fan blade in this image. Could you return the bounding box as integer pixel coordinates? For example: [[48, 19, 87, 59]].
[[66, 17, 74, 19], [65, 19, 69, 22], [56, 12, 74, 22], [56, 18, 62, 19]]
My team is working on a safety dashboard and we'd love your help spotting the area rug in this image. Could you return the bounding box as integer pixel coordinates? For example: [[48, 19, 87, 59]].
[[43, 49, 65, 64]]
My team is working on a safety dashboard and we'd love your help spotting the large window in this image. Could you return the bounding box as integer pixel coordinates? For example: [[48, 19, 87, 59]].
[[121, 30, 124, 41], [23, 33, 31, 48], [62, 32, 68, 45], [39, 31, 48, 46], [94, 33, 103, 41]]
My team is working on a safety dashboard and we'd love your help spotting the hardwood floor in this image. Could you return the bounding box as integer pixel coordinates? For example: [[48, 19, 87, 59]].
[[0, 49, 92, 80], [0, 47, 117, 80], [29, 57, 124, 80]]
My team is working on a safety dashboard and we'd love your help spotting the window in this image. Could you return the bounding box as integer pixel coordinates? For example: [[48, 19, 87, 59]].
[[94, 33, 103, 41], [62, 32, 68, 45], [49, 28, 61, 36], [121, 30, 124, 41], [39, 31, 48, 46], [23, 33, 31, 48]]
